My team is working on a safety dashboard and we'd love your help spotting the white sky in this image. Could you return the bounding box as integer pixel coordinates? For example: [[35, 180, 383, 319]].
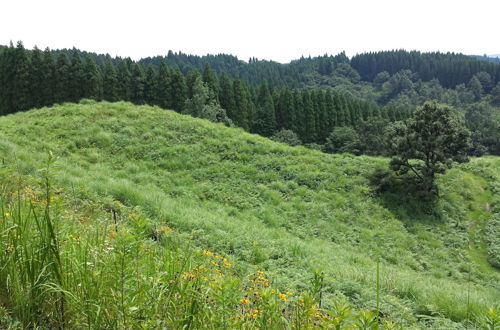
[[1, 0, 499, 63]]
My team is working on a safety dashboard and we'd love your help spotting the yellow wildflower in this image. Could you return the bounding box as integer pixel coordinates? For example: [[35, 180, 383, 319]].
[[3, 212, 9, 217], [239, 299, 250, 305], [222, 258, 231, 268], [279, 293, 287, 301], [158, 226, 171, 233]]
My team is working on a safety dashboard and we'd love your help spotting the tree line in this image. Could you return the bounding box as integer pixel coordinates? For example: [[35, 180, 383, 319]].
[[351, 50, 500, 89], [0, 41, 410, 149], [1, 42, 498, 156]]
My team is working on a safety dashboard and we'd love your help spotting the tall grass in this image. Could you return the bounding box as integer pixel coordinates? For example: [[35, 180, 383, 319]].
[[0, 101, 498, 328], [0, 164, 440, 328]]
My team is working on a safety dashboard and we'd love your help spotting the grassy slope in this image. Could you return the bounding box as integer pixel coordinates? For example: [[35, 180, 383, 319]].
[[0, 101, 498, 327]]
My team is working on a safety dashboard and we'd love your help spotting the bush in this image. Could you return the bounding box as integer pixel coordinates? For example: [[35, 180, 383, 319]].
[[270, 129, 302, 146], [486, 213, 500, 269], [324, 127, 362, 155]]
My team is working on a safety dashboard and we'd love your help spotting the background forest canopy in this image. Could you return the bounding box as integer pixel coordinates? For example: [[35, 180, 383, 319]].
[[1, 41, 499, 156]]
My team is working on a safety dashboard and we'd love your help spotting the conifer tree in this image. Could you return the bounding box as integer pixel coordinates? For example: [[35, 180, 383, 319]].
[[55, 52, 72, 103], [232, 78, 251, 130], [11, 41, 32, 112], [186, 70, 201, 99], [168, 67, 187, 112], [144, 65, 157, 105], [29, 46, 45, 108], [218, 71, 235, 118], [116, 59, 132, 101], [324, 90, 336, 133], [276, 87, 294, 131], [0, 43, 14, 114], [315, 90, 329, 142], [387, 101, 470, 195], [41, 48, 56, 106], [253, 83, 276, 137], [69, 48, 86, 102], [130, 63, 145, 104], [302, 90, 316, 143], [83, 56, 101, 100], [202, 63, 220, 102], [293, 90, 304, 138], [156, 60, 171, 108], [184, 76, 232, 126], [102, 59, 118, 102]]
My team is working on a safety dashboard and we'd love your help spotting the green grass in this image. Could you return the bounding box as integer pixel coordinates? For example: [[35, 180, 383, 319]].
[[0, 100, 499, 328]]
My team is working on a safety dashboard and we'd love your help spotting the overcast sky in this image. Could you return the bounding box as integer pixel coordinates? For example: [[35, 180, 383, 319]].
[[1, 0, 499, 63]]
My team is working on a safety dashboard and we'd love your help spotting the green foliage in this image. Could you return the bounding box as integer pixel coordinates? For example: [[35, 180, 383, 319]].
[[491, 82, 500, 105], [183, 77, 232, 126], [465, 102, 500, 155], [2, 42, 499, 156], [253, 83, 276, 137], [0, 102, 497, 329], [387, 101, 471, 194], [351, 50, 500, 89], [168, 67, 187, 112], [102, 59, 118, 102], [468, 76, 483, 101], [486, 214, 500, 269], [324, 126, 362, 155], [270, 129, 302, 146]]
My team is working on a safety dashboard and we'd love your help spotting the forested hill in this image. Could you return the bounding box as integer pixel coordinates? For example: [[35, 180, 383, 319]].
[[472, 55, 500, 65], [31, 46, 500, 89], [1, 42, 500, 156], [351, 50, 500, 88]]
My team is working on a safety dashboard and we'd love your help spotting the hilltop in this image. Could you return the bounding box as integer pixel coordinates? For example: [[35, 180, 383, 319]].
[[0, 101, 499, 328]]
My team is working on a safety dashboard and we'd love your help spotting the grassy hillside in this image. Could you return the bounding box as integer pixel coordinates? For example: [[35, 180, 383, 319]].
[[0, 101, 499, 328]]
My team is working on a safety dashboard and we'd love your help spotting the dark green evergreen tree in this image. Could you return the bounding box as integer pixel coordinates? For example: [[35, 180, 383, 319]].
[[11, 41, 32, 112], [184, 76, 232, 126], [130, 63, 145, 104], [302, 90, 316, 143], [253, 83, 276, 137], [156, 60, 171, 108], [232, 78, 251, 130], [276, 87, 294, 131], [29, 46, 45, 108], [102, 59, 118, 102], [202, 63, 219, 102], [143, 65, 157, 105], [69, 48, 86, 102], [0, 43, 14, 114], [292, 90, 304, 138], [83, 56, 101, 100], [168, 67, 187, 112], [116, 59, 132, 101], [218, 71, 235, 118], [387, 101, 471, 194], [55, 52, 72, 103], [41, 48, 56, 106], [186, 70, 201, 99]]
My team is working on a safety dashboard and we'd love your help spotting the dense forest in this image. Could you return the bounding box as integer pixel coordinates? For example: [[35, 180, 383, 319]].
[[1, 41, 499, 155]]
